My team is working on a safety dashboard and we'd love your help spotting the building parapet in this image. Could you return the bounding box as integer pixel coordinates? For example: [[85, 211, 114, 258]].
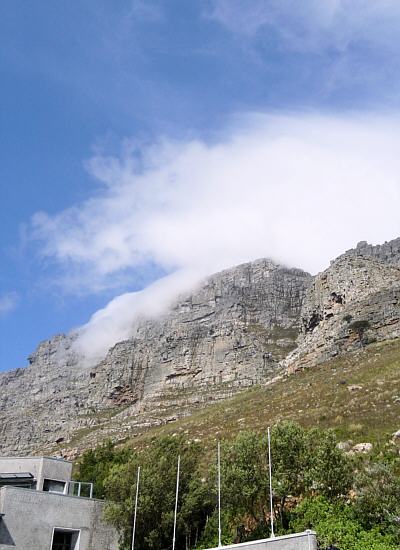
[[205, 531, 317, 550]]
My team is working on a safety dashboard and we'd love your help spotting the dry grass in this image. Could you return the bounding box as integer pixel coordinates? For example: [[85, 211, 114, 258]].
[[124, 338, 400, 452]]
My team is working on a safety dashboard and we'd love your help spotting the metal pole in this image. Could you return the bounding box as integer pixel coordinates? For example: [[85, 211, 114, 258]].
[[218, 442, 222, 548], [131, 466, 141, 550], [172, 455, 180, 550], [268, 427, 275, 538]]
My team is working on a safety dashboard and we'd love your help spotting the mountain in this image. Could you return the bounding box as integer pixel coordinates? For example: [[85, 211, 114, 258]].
[[0, 260, 310, 456], [284, 238, 400, 370], [0, 238, 399, 458]]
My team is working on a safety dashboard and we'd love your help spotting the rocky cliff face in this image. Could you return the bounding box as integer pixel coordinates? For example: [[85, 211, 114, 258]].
[[0, 259, 310, 456], [284, 240, 400, 371], [1, 238, 399, 457], [342, 238, 400, 266]]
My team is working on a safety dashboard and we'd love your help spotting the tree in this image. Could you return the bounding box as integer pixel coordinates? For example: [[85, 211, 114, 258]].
[[307, 429, 353, 500], [74, 422, 398, 548], [104, 436, 212, 550], [290, 496, 398, 550], [221, 432, 269, 523], [349, 320, 370, 346], [219, 431, 270, 540], [77, 440, 130, 498], [270, 421, 310, 528], [353, 462, 400, 542]]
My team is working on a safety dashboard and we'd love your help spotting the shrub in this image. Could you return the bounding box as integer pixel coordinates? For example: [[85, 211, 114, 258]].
[[290, 496, 398, 550]]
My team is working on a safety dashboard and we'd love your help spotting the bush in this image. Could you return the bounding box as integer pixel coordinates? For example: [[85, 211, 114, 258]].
[[76, 440, 130, 498], [353, 462, 400, 542], [76, 423, 399, 549], [348, 319, 371, 343], [104, 437, 214, 550], [290, 496, 398, 550], [306, 429, 353, 500]]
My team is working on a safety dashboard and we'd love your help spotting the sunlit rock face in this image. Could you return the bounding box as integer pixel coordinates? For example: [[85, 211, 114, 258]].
[[284, 239, 400, 371], [1, 237, 399, 458], [0, 259, 311, 456]]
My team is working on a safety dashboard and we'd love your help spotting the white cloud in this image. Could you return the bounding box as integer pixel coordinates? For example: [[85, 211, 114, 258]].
[[32, 112, 400, 362], [128, 0, 164, 22], [209, 0, 400, 53], [73, 268, 204, 364], [0, 292, 19, 316]]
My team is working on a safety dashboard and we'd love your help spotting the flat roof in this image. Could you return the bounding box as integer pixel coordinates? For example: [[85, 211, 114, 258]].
[[0, 456, 71, 464], [0, 473, 34, 479]]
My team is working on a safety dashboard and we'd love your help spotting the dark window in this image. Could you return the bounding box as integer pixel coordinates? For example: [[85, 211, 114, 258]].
[[43, 479, 66, 494], [51, 529, 79, 550], [52, 531, 72, 550], [0, 472, 35, 489]]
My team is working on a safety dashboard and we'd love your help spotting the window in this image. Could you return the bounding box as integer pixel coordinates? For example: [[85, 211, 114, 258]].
[[0, 472, 35, 489], [51, 529, 79, 550], [43, 479, 66, 494]]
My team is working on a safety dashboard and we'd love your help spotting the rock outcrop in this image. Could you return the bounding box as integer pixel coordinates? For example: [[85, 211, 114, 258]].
[[0, 259, 310, 456], [343, 238, 400, 266], [1, 237, 399, 457], [284, 240, 400, 371]]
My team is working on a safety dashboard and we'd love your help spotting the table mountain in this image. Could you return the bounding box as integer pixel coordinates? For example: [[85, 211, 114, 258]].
[[0, 238, 399, 457], [0, 259, 310, 456]]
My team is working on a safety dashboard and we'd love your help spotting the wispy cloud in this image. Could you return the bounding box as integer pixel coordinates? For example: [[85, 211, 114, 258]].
[[73, 269, 203, 363], [209, 1, 400, 52], [32, 112, 400, 362], [127, 0, 164, 22], [0, 292, 19, 316]]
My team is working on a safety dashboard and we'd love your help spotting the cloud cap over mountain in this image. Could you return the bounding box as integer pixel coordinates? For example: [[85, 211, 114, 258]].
[[31, 113, 400, 361]]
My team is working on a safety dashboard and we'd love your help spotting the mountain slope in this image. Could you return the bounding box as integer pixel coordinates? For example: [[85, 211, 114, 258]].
[[107, 338, 400, 455], [0, 259, 310, 456], [1, 238, 399, 458], [284, 249, 400, 370]]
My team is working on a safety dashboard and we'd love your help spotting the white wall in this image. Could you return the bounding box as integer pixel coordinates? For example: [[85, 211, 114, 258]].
[[0, 486, 119, 550], [0, 457, 72, 490]]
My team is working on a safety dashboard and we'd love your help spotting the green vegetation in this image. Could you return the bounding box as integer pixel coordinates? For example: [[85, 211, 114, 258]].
[[291, 497, 398, 550], [74, 339, 400, 549], [59, 339, 400, 457], [348, 320, 371, 346], [76, 440, 130, 498], [106, 338, 400, 453], [77, 422, 400, 550]]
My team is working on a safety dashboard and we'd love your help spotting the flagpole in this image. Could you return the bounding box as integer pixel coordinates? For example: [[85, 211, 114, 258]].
[[131, 466, 141, 550], [218, 442, 222, 547], [172, 455, 181, 550], [267, 427, 275, 538]]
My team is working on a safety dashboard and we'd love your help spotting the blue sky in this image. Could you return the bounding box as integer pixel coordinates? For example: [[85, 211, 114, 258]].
[[1, 0, 400, 371]]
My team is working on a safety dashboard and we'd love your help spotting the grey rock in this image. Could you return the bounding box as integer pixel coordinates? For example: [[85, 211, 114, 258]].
[[336, 440, 353, 452], [349, 442, 373, 454], [1, 237, 400, 457], [0, 259, 310, 456], [284, 244, 400, 371], [348, 385, 363, 392], [392, 430, 400, 444], [345, 238, 400, 266]]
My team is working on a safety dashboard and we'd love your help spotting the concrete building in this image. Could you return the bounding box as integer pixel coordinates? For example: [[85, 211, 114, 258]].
[[206, 532, 318, 550], [0, 456, 119, 550]]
